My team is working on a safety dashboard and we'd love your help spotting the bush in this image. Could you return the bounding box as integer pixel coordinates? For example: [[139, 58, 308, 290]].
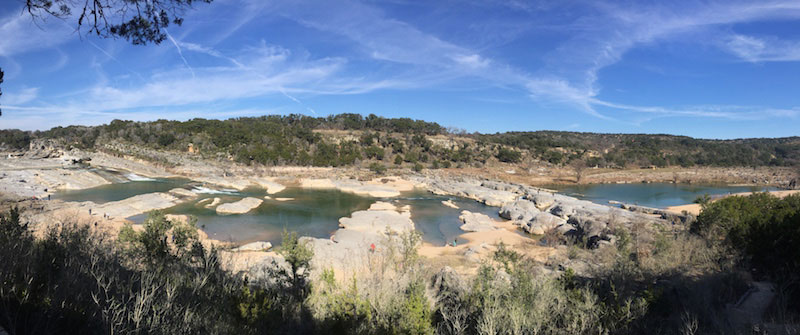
[[495, 147, 522, 163], [413, 162, 424, 172], [369, 162, 387, 174]]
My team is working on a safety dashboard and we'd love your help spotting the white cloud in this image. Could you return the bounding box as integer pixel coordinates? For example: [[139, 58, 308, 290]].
[[3, 87, 39, 105], [452, 54, 490, 69], [725, 34, 800, 62], [0, 12, 73, 57]]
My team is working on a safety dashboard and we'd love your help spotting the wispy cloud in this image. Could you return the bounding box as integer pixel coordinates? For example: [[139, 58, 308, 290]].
[[2, 87, 39, 105], [724, 34, 800, 62]]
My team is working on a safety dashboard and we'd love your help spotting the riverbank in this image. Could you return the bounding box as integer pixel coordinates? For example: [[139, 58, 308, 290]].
[[665, 189, 800, 216]]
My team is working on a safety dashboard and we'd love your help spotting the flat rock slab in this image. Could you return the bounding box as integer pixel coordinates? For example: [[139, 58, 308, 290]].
[[339, 206, 414, 234], [301, 178, 402, 197], [92, 192, 181, 218], [233, 241, 273, 252], [216, 197, 264, 214], [459, 210, 500, 232]]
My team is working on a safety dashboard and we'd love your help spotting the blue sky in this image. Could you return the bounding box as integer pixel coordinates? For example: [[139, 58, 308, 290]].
[[1, 0, 799, 139]]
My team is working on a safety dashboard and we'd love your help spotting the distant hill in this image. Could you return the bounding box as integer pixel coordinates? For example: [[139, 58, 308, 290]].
[[1, 113, 798, 168]]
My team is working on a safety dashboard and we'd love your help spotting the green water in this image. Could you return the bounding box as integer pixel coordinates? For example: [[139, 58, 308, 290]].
[[159, 188, 376, 245], [545, 183, 777, 208], [54, 177, 191, 203], [60, 177, 503, 245]]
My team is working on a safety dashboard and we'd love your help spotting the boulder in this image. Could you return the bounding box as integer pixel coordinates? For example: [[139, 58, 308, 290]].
[[523, 212, 567, 235], [499, 198, 539, 221], [527, 192, 556, 210], [550, 203, 576, 219], [567, 213, 608, 242], [458, 210, 499, 232]]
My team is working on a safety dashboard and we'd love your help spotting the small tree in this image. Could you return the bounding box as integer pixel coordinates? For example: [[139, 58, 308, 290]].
[[279, 230, 314, 299], [570, 158, 587, 183]]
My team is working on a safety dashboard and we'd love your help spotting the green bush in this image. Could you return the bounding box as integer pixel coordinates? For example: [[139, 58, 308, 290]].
[[369, 162, 387, 174], [495, 147, 522, 163]]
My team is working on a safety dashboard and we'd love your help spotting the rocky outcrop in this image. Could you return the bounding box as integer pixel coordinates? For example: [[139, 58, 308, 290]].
[[216, 197, 264, 214], [300, 201, 415, 275], [422, 177, 517, 207], [499, 198, 540, 221], [415, 175, 669, 246], [523, 212, 567, 235], [338, 202, 415, 233], [458, 210, 499, 232]]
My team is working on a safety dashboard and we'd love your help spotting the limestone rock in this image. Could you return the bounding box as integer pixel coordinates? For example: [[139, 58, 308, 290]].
[[216, 197, 264, 214], [499, 198, 539, 221], [233, 241, 273, 252], [458, 210, 499, 232]]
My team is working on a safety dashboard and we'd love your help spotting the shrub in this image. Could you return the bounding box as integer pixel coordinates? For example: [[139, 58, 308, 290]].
[[413, 162, 424, 172], [495, 147, 522, 163], [369, 162, 387, 175]]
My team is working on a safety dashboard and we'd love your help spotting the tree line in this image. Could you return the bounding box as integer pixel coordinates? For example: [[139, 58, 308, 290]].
[[1, 115, 799, 169]]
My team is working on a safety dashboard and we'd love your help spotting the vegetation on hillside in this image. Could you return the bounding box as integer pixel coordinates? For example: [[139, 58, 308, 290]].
[[2, 114, 799, 169]]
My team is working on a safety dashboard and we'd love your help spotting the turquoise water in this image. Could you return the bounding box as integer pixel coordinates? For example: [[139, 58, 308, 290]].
[[545, 183, 777, 208]]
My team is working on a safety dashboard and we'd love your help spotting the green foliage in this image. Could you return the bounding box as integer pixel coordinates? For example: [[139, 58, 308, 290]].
[[495, 147, 522, 163], [0, 129, 32, 150], [364, 145, 385, 160], [369, 162, 387, 174], [395, 280, 434, 335], [394, 155, 404, 165], [0, 208, 245, 334], [484, 131, 800, 168], [278, 230, 314, 299], [118, 211, 198, 265], [693, 193, 800, 277], [413, 162, 424, 172]]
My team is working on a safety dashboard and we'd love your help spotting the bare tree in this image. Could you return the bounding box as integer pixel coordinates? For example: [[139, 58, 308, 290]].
[[570, 158, 587, 183]]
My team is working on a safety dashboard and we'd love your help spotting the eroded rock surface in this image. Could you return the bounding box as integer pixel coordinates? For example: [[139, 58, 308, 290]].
[[216, 197, 264, 214]]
